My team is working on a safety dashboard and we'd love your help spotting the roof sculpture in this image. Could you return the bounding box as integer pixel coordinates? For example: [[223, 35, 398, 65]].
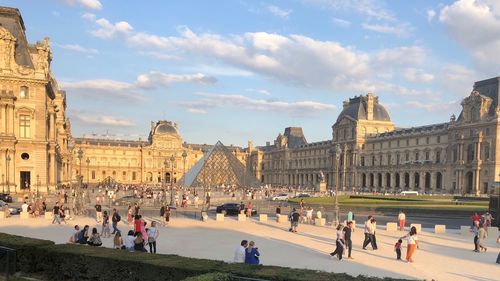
[[181, 141, 260, 188]]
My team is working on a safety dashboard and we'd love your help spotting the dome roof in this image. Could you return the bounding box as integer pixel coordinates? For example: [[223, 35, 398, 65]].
[[336, 94, 391, 123], [155, 122, 178, 135]]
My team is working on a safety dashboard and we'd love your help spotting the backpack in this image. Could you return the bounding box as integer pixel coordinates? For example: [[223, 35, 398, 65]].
[[116, 214, 121, 222]]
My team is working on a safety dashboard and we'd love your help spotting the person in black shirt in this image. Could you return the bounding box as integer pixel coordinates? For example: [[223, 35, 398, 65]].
[[345, 221, 353, 259], [111, 209, 121, 234], [276, 205, 281, 215], [52, 203, 61, 224], [95, 202, 102, 223], [291, 208, 300, 232]]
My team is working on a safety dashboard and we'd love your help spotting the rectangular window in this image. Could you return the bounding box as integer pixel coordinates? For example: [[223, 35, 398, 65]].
[[415, 152, 419, 160], [132, 172, 137, 180], [426, 137, 429, 144], [437, 135, 441, 143], [91, 171, 96, 180], [20, 86, 29, 99], [425, 151, 430, 160], [19, 115, 30, 138], [416, 138, 419, 145], [361, 157, 365, 166], [405, 153, 409, 161], [436, 151, 441, 163]]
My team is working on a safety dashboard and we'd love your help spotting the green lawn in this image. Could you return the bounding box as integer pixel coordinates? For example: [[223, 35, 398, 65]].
[[289, 195, 489, 211]]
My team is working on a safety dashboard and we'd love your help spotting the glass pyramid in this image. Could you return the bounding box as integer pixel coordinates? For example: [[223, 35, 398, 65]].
[[181, 141, 260, 187]]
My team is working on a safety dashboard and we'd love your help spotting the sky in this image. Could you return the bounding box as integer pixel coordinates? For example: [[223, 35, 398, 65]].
[[2, 0, 499, 146]]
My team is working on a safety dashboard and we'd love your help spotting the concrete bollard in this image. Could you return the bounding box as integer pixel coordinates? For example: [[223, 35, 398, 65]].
[[215, 213, 224, 222], [44, 212, 53, 220], [386, 222, 398, 231], [20, 211, 29, 219], [460, 226, 471, 235], [259, 214, 268, 222], [0, 211, 5, 219], [315, 218, 326, 226], [201, 212, 208, 222], [435, 225, 446, 234], [410, 223, 422, 233], [238, 214, 246, 222]]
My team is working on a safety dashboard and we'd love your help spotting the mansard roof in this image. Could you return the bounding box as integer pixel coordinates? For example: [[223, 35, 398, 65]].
[[336, 94, 391, 123], [0, 7, 34, 68]]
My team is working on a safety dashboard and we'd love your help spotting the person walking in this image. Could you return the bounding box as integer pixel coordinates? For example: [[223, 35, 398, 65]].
[[111, 208, 121, 235], [472, 223, 480, 252], [147, 221, 159, 254], [362, 216, 374, 250], [164, 205, 171, 225], [398, 210, 406, 231], [400, 226, 419, 263], [345, 221, 353, 259], [233, 240, 248, 263], [329, 224, 345, 260], [95, 201, 102, 223], [52, 203, 61, 225], [244, 241, 260, 265], [291, 208, 300, 232], [101, 210, 111, 238], [371, 217, 378, 249], [127, 205, 133, 225], [477, 223, 488, 252]]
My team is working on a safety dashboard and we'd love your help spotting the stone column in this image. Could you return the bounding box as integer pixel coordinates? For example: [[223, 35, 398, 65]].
[[409, 172, 415, 190], [474, 169, 480, 196], [431, 172, 436, 191], [0, 104, 5, 134], [419, 172, 425, 192], [49, 153, 55, 186]]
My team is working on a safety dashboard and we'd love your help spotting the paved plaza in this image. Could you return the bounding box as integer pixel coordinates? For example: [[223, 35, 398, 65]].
[[0, 215, 498, 281]]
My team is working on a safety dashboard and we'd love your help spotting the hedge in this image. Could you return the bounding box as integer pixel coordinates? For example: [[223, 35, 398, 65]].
[[0, 232, 410, 281]]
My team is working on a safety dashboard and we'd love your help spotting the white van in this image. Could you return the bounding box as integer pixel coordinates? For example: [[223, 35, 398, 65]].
[[400, 191, 419, 196]]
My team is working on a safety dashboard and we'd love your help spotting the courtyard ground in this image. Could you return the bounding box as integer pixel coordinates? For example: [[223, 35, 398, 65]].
[[0, 215, 498, 281]]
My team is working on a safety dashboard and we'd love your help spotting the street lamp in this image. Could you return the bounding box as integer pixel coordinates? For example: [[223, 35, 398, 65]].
[[163, 159, 168, 204], [332, 144, 342, 227], [182, 150, 187, 187], [76, 148, 84, 214], [170, 155, 175, 205], [36, 174, 40, 199], [86, 158, 90, 187], [6, 154, 11, 193]]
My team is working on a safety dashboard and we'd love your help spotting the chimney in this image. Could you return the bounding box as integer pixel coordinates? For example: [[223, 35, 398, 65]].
[[366, 93, 374, 120]]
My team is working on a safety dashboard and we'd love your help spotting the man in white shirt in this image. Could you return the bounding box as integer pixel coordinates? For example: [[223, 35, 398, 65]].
[[362, 216, 374, 250], [233, 240, 248, 263], [21, 201, 29, 213]]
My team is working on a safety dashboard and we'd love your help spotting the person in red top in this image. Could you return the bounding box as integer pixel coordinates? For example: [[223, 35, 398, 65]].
[[247, 201, 253, 218], [472, 213, 481, 226], [134, 215, 142, 234]]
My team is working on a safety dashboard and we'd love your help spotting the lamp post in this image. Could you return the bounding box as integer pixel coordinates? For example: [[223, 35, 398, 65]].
[[332, 144, 341, 227], [6, 154, 11, 193], [169, 155, 175, 205], [76, 148, 83, 214], [36, 174, 40, 199], [163, 159, 168, 204], [182, 150, 187, 187], [2, 174, 4, 193], [86, 158, 90, 187]]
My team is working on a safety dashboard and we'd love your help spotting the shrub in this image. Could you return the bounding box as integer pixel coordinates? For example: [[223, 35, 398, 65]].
[[0, 233, 54, 273]]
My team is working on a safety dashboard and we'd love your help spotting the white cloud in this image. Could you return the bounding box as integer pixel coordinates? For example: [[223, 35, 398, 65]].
[[138, 51, 180, 61], [246, 89, 271, 96], [374, 46, 426, 66], [184, 65, 254, 77], [440, 64, 478, 95], [402, 68, 434, 83], [63, 0, 102, 10], [81, 12, 96, 21], [332, 17, 351, 27], [406, 100, 458, 112], [73, 113, 135, 127], [136, 72, 217, 89], [180, 92, 336, 117], [267, 5, 292, 19], [304, 0, 395, 21], [91, 18, 133, 39], [439, 0, 500, 71], [361, 22, 413, 37], [61, 79, 133, 91], [54, 43, 99, 55], [427, 9, 436, 22], [187, 108, 207, 114]]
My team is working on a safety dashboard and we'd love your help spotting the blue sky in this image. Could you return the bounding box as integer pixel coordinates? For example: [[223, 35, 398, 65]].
[[2, 0, 499, 146]]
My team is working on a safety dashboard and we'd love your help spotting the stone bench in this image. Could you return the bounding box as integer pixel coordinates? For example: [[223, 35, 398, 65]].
[[215, 213, 224, 222], [259, 214, 267, 222], [410, 223, 421, 233], [386, 222, 398, 231], [460, 225, 471, 235], [45, 212, 53, 220], [276, 214, 287, 223], [0, 211, 6, 219], [435, 225, 446, 234], [20, 211, 30, 220], [315, 218, 326, 226], [237, 214, 246, 222]]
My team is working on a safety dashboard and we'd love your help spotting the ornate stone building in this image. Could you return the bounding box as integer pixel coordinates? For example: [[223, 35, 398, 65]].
[[0, 7, 72, 193], [254, 78, 500, 195], [72, 120, 248, 186]]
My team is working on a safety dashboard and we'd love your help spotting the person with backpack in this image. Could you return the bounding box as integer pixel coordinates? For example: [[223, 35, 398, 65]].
[[111, 208, 121, 235]]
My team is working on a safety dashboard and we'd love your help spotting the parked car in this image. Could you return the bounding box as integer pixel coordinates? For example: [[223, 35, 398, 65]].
[[271, 193, 289, 201], [294, 193, 311, 198], [0, 193, 12, 203], [216, 203, 257, 216], [0, 200, 21, 215]]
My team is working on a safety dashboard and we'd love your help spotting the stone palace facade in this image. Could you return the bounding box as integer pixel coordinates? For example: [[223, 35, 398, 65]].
[[253, 78, 500, 196]]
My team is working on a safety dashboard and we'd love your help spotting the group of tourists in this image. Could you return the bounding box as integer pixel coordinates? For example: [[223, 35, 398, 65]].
[[233, 240, 260, 265]]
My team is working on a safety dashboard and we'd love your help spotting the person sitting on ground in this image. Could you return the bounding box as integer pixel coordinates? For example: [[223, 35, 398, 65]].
[[113, 232, 123, 249], [134, 232, 148, 252], [21, 201, 29, 213], [233, 240, 248, 263], [244, 241, 260, 265], [77, 225, 90, 244], [69, 225, 80, 243], [87, 227, 102, 247], [123, 230, 135, 251]]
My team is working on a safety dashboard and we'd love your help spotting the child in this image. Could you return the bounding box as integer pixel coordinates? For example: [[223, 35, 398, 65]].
[[395, 239, 403, 260]]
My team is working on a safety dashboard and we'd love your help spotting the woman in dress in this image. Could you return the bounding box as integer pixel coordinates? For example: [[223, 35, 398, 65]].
[[244, 241, 260, 265], [400, 226, 419, 263]]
